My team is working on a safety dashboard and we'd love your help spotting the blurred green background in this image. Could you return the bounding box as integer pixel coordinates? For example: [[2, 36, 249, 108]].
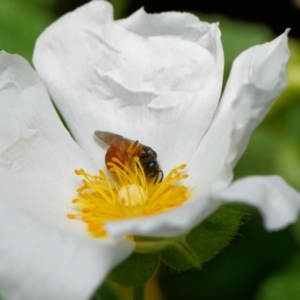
[[1, 0, 300, 299]]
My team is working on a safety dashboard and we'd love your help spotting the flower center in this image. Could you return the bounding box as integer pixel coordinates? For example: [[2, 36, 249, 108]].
[[67, 157, 191, 238], [118, 184, 147, 206]]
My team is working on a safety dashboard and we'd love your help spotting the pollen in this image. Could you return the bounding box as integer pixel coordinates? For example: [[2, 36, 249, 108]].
[[68, 157, 191, 238]]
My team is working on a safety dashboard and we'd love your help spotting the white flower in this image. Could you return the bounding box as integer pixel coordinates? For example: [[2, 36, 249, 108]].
[[0, 0, 299, 299]]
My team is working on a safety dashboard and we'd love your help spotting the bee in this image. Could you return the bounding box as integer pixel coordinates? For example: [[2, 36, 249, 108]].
[[94, 131, 163, 183]]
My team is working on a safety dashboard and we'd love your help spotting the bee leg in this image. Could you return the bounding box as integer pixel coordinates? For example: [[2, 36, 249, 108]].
[[154, 169, 164, 184]]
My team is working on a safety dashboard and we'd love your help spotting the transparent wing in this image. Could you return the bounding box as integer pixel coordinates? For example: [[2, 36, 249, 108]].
[[94, 131, 134, 146]]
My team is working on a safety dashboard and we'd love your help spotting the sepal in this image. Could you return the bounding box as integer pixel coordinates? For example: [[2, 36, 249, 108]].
[[160, 203, 243, 270], [108, 252, 159, 287], [159, 239, 200, 271], [188, 203, 243, 262]]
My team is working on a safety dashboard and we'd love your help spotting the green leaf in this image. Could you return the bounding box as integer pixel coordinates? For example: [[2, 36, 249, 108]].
[[186, 203, 244, 263], [93, 281, 125, 300], [108, 252, 159, 287], [255, 254, 300, 300], [159, 238, 200, 271], [159, 204, 243, 271]]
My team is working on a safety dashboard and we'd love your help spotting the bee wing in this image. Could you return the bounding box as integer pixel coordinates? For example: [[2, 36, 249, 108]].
[[94, 130, 134, 146]]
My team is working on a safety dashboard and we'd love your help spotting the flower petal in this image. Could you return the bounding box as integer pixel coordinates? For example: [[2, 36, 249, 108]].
[[105, 195, 220, 238], [33, 0, 223, 172], [0, 198, 134, 300], [188, 30, 290, 193], [0, 51, 134, 300], [116, 7, 224, 82], [0, 51, 97, 235], [106, 175, 300, 239], [216, 175, 300, 230]]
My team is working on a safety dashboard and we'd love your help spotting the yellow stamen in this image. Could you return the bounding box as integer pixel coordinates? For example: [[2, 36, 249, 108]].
[[68, 157, 191, 238]]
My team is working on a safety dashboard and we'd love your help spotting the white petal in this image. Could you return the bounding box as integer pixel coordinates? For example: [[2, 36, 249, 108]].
[[0, 51, 134, 300], [0, 199, 134, 300], [117, 7, 224, 82], [106, 195, 220, 238], [220, 30, 289, 166], [0, 52, 97, 235], [188, 31, 290, 193], [33, 0, 224, 172], [216, 176, 300, 230], [106, 175, 300, 239]]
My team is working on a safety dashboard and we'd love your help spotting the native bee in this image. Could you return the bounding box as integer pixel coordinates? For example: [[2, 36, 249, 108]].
[[94, 131, 163, 183]]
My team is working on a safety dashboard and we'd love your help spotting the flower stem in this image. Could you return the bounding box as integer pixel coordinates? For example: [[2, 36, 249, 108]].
[[134, 235, 184, 253], [133, 285, 145, 300]]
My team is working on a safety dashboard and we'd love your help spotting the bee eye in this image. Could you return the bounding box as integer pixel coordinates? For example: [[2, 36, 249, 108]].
[[147, 161, 158, 169]]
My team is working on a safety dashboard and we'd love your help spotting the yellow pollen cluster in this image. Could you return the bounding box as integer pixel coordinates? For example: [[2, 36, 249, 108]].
[[68, 157, 190, 238]]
